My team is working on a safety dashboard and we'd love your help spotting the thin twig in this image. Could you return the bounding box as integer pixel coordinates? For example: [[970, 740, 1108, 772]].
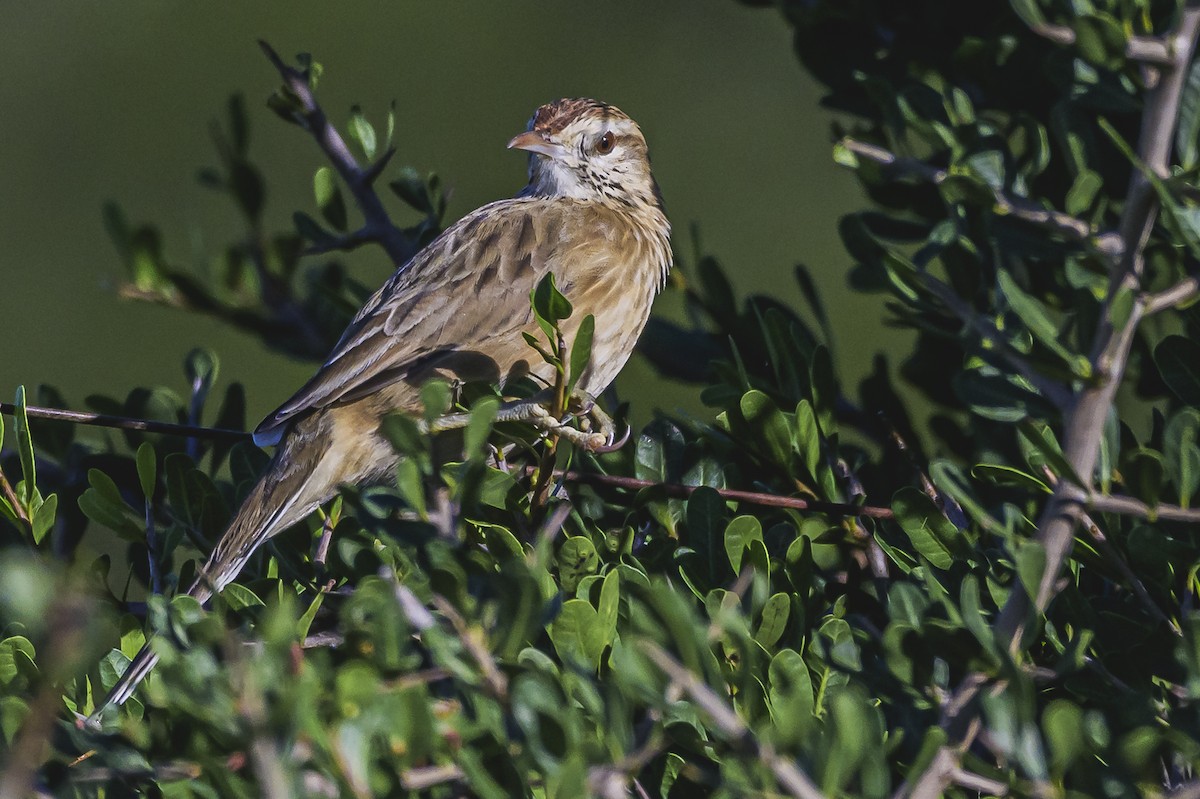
[[0, 400, 896, 518], [1067, 486, 1200, 524], [400, 764, 464, 791], [1145, 274, 1200, 314], [0, 401, 248, 441], [0, 467, 30, 531], [533, 467, 894, 519], [258, 41, 414, 268], [950, 767, 1009, 796]]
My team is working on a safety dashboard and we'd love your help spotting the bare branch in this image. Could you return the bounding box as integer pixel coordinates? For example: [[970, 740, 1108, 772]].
[[400, 764, 464, 791], [258, 41, 414, 268], [1030, 23, 1174, 65], [532, 466, 895, 520], [1145, 274, 1200, 314], [0, 401, 249, 442], [1068, 486, 1200, 524]]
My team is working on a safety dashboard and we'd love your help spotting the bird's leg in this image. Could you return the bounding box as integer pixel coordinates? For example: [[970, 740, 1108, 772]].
[[422, 393, 628, 453], [566, 391, 630, 453]]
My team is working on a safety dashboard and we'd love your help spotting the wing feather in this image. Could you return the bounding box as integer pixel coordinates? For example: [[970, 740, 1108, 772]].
[[253, 198, 569, 445]]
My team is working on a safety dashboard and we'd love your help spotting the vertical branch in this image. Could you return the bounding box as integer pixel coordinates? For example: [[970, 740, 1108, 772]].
[[999, 4, 1200, 643], [531, 332, 568, 513], [910, 8, 1200, 797]]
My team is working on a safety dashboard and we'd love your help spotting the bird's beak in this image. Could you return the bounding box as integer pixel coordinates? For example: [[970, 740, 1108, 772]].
[[507, 130, 567, 159]]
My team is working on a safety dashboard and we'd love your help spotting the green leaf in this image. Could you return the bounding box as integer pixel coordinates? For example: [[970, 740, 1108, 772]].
[[755, 592, 790, 648], [13, 387, 35, 507], [420, 379, 452, 424], [220, 583, 264, 611], [972, 463, 1051, 493], [738, 390, 793, 469], [531, 273, 573, 342], [1065, 169, 1102, 216], [997, 270, 1090, 378], [566, 314, 595, 396], [347, 106, 377, 160], [1179, 59, 1200, 171], [549, 599, 604, 667], [292, 211, 336, 247], [136, 442, 156, 501], [1123, 448, 1165, 509], [891, 487, 960, 570], [1018, 420, 1083, 487], [557, 536, 598, 594], [1044, 699, 1086, 774], [769, 648, 814, 744], [0, 637, 35, 686], [723, 515, 762, 574], [794, 399, 821, 479], [389, 167, 433, 214], [1014, 540, 1047, 604], [465, 396, 499, 456], [1073, 12, 1127, 70], [1007, 0, 1045, 28], [1165, 409, 1200, 508], [394, 457, 427, 519], [313, 166, 348, 231], [30, 494, 57, 545], [1156, 335, 1200, 405], [79, 469, 142, 541], [596, 568, 620, 647]]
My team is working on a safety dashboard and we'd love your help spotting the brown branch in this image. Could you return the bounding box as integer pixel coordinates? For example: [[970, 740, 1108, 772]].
[[0, 401, 249, 442], [258, 41, 414, 268], [537, 467, 894, 519], [0, 465, 30, 531], [0, 400, 896, 519]]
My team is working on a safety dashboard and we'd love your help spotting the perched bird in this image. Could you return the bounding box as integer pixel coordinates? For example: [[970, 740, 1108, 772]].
[[92, 98, 672, 719]]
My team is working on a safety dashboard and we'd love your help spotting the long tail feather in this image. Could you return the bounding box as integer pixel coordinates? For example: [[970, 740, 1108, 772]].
[[87, 416, 361, 727]]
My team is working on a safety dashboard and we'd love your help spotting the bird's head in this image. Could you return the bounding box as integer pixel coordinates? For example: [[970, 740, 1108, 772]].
[[508, 98, 663, 211]]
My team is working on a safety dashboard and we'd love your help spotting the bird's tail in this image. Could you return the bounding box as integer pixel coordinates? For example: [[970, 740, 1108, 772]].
[[88, 414, 373, 727]]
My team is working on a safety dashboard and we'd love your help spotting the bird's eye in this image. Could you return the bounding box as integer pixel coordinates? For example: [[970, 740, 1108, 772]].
[[595, 131, 616, 155]]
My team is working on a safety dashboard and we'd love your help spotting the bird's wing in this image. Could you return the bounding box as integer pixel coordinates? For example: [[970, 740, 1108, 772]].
[[253, 198, 574, 446]]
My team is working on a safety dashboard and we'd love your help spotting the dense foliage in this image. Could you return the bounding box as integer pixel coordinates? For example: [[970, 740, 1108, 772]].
[[4, 1, 1200, 796]]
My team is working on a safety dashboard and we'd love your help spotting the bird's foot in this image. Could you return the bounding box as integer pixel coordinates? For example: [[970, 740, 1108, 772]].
[[423, 393, 629, 453]]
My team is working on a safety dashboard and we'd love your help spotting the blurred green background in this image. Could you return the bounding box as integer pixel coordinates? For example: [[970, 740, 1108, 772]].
[[0, 1, 875, 427]]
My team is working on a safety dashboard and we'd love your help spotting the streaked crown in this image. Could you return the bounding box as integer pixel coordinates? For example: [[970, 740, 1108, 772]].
[[509, 98, 663, 211]]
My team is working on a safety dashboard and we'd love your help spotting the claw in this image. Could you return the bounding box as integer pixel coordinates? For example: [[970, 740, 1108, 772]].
[[589, 423, 631, 453]]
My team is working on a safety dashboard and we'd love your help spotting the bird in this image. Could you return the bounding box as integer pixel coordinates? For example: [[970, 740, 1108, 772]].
[[90, 98, 672, 720]]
